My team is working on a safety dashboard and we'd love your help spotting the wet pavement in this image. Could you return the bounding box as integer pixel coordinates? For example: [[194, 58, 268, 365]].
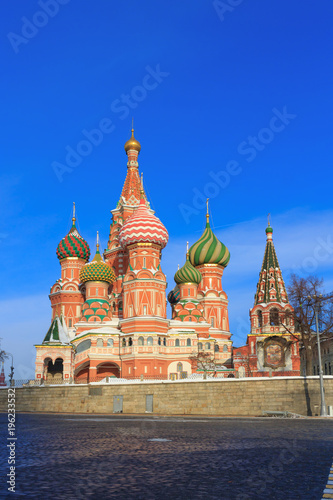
[[0, 413, 332, 499]]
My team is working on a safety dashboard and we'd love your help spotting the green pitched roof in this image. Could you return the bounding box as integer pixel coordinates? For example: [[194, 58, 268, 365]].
[[254, 227, 289, 305], [43, 316, 70, 345]]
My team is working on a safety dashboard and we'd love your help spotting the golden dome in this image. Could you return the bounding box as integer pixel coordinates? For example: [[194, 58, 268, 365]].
[[124, 128, 141, 153]]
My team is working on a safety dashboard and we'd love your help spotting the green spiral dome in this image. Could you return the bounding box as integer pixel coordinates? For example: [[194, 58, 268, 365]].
[[189, 218, 230, 267], [79, 249, 116, 284], [174, 254, 202, 285]]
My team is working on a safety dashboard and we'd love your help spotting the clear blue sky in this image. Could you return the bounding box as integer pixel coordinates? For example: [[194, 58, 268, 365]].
[[1, 0, 333, 378]]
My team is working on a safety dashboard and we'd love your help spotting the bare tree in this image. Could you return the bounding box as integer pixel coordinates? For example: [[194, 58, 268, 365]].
[[286, 274, 333, 375], [189, 351, 224, 377], [0, 350, 8, 363]]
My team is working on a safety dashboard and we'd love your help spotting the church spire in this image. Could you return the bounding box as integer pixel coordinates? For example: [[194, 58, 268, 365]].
[[119, 127, 146, 207], [254, 222, 288, 305]]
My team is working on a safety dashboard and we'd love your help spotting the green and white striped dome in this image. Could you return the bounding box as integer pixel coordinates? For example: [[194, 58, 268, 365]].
[[189, 217, 230, 267], [174, 254, 202, 285]]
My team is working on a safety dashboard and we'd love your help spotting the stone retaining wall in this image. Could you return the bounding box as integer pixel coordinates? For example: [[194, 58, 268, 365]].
[[1, 377, 333, 416]]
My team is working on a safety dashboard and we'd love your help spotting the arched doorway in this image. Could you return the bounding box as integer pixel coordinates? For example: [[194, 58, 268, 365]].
[[44, 357, 64, 383], [75, 361, 90, 384], [96, 362, 120, 380]]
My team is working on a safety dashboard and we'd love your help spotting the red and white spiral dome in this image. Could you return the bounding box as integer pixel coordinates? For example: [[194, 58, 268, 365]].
[[119, 199, 168, 249]]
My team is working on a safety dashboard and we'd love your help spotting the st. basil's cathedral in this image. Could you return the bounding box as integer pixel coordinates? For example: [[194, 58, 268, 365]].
[[34, 131, 301, 382]]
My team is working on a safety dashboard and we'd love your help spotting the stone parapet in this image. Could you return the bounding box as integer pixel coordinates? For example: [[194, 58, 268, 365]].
[[0, 377, 332, 417]]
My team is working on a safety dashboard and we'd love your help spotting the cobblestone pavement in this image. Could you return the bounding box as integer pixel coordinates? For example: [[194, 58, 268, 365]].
[[0, 414, 332, 500]]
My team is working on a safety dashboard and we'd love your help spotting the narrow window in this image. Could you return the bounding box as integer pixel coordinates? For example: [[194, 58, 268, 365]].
[[257, 311, 263, 328], [143, 305, 147, 315], [175, 339, 180, 347], [177, 362, 183, 372], [143, 257, 146, 268], [68, 319, 72, 328], [187, 338, 191, 346]]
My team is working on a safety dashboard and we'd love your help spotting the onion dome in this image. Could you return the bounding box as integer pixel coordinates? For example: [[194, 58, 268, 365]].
[[266, 224, 273, 234], [124, 128, 141, 153], [119, 198, 168, 248], [79, 233, 116, 284], [174, 253, 202, 285], [168, 285, 180, 304], [56, 204, 90, 261], [189, 213, 230, 267]]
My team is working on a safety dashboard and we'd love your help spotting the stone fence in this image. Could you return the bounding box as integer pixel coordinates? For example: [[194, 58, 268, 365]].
[[1, 376, 333, 416]]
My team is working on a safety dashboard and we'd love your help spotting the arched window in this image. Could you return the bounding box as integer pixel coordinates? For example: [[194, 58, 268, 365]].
[[107, 339, 113, 347], [138, 336, 144, 346], [198, 342, 203, 351], [118, 301, 123, 311], [325, 363, 327, 375], [128, 337, 133, 346], [205, 343, 211, 350], [147, 336, 153, 346], [187, 338, 191, 346], [112, 302, 116, 312], [68, 319, 72, 328], [175, 339, 180, 347], [223, 345, 228, 353], [76, 339, 91, 353], [214, 344, 219, 352], [163, 338, 166, 346], [211, 318, 215, 327], [177, 362, 183, 372], [313, 366, 316, 375], [96, 339, 103, 348], [270, 308, 279, 326], [158, 337, 161, 345], [122, 338, 126, 347], [257, 310, 262, 328]]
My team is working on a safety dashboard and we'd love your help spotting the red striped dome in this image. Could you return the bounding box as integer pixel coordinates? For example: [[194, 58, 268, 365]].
[[56, 223, 90, 262], [119, 199, 168, 249]]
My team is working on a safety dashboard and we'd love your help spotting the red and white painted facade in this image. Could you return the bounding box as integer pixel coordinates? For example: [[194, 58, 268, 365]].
[[35, 132, 300, 382]]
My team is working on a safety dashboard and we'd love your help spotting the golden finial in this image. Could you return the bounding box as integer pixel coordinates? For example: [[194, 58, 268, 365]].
[[267, 213, 271, 226], [124, 122, 141, 153], [96, 231, 100, 251], [186, 241, 189, 257], [178, 264, 180, 270], [72, 202, 76, 224], [206, 198, 209, 222], [141, 171, 143, 187]]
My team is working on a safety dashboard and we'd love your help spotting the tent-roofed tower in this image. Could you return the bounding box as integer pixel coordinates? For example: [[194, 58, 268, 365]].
[[104, 128, 151, 318], [250, 222, 291, 335], [233, 220, 300, 378]]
